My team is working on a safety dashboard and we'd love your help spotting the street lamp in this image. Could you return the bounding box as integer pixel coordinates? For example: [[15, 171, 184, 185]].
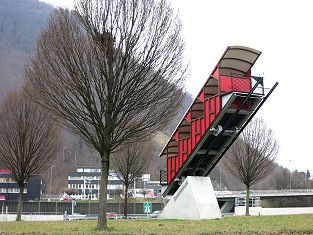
[[97, 177, 100, 200], [219, 165, 222, 191], [83, 176, 92, 200], [289, 160, 292, 190], [49, 165, 55, 199], [6, 176, 9, 201], [83, 176, 86, 200]]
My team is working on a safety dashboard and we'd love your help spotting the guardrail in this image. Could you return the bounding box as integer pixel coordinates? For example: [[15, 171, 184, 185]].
[[215, 189, 313, 198], [63, 213, 154, 220]]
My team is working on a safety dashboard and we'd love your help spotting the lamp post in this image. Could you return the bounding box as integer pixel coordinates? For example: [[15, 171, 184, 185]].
[[219, 165, 222, 191], [83, 176, 86, 200], [6, 177, 9, 200], [97, 177, 100, 200], [289, 160, 292, 190], [49, 165, 54, 199], [83, 177, 92, 200]]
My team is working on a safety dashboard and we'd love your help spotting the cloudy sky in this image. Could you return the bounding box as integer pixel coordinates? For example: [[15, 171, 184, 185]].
[[41, 0, 313, 173]]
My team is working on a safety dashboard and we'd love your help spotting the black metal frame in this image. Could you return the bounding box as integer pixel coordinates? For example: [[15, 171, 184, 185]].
[[204, 82, 278, 176], [189, 78, 264, 176]]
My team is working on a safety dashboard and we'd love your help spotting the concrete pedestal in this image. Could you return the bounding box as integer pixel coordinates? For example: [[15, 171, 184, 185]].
[[159, 176, 222, 220]]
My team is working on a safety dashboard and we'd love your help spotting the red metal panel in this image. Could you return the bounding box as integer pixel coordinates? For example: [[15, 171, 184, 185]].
[[215, 96, 220, 114], [182, 139, 187, 164], [210, 98, 215, 112], [220, 75, 232, 92], [198, 90, 204, 101], [195, 119, 201, 144], [167, 157, 171, 184], [175, 156, 179, 173], [171, 157, 175, 179], [213, 67, 218, 77], [174, 131, 179, 141], [233, 77, 251, 92], [200, 117, 205, 136], [231, 97, 252, 110], [191, 120, 195, 150], [179, 140, 183, 167], [209, 97, 216, 125], [209, 113, 215, 125], [204, 99, 209, 128], [220, 76, 251, 93], [185, 111, 191, 122], [187, 137, 191, 155]]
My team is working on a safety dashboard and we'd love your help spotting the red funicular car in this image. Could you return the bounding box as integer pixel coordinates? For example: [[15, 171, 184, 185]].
[[159, 46, 278, 196]]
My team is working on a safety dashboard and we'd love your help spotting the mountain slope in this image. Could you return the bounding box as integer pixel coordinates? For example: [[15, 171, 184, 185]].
[[0, 0, 53, 98]]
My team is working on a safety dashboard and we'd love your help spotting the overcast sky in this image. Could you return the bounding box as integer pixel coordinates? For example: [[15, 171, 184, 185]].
[[41, 0, 313, 173]]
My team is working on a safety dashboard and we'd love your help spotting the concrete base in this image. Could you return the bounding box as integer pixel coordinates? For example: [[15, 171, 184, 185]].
[[159, 176, 222, 220]]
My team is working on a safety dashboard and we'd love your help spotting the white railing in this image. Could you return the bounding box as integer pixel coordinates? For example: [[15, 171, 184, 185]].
[[215, 189, 313, 198]]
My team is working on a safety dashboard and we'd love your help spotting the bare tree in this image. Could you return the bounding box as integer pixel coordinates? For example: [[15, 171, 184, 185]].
[[223, 117, 278, 216], [25, 0, 186, 229], [270, 167, 290, 190], [112, 143, 151, 218], [306, 170, 311, 189], [0, 91, 59, 221]]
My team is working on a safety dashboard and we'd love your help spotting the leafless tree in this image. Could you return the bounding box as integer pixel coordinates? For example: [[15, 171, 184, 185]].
[[111, 143, 151, 218], [291, 170, 310, 189], [25, 0, 186, 229], [0, 91, 59, 221], [222, 117, 278, 216], [270, 167, 290, 190]]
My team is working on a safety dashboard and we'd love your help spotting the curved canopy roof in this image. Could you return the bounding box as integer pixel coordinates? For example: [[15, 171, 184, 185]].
[[159, 46, 261, 158], [218, 46, 261, 77]]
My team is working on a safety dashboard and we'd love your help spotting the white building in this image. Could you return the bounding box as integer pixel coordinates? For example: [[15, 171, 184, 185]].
[[67, 167, 123, 200]]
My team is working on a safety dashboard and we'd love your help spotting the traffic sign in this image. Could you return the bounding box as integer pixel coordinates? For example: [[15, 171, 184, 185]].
[[143, 202, 152, 213]]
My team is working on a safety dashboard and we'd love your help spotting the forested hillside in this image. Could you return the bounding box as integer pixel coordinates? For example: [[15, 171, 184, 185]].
[[0, 0, 53, 98]]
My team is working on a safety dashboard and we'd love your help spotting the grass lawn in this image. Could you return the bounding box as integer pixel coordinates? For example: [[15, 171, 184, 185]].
[[0, 214, 313, 234]]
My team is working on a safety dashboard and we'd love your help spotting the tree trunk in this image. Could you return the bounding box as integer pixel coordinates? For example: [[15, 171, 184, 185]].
[[97, 151, 110, 230], [245, 185, 250, 216], [16, 186, 24, 221], [124, 184, 128, 218]]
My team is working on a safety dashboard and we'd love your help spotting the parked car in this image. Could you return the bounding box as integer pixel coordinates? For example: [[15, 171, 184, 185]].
[[106, 212, 119, 219], [60, 193, 76, 201], [64, 213, 86, 220], [148, 210, 162, 218]]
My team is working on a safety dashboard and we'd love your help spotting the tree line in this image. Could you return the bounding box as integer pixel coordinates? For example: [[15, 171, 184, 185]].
[[0, 0, 187, 229]]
